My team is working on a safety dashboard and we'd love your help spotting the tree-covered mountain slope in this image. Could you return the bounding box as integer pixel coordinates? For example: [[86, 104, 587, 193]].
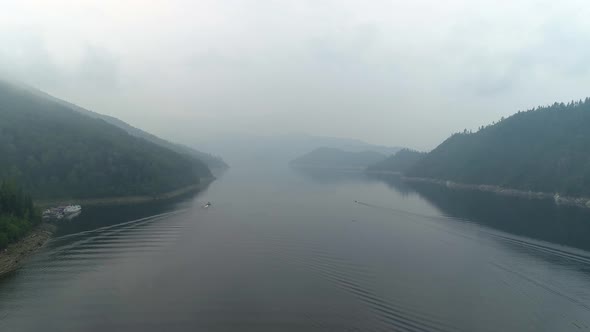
[[22, 84, 228, 170], [0, 180, 40, 249], [407, 99, 590, 196], [0, 80, 211, 199]]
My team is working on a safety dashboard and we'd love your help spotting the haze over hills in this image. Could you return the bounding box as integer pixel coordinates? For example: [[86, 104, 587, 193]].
[[407, 99, 590, 197], [201, 133, 401, 168], [290, 147, 387, 170], [0, 80, 212, 199], [366, 149, 426, 174], [17, 83, 228, 170]]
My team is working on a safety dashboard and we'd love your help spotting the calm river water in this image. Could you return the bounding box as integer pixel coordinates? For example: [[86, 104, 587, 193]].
[[2, 165, 590, 331]]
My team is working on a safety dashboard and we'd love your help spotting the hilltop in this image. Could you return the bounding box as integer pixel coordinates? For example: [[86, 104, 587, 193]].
[[407, 99, 590, 197]]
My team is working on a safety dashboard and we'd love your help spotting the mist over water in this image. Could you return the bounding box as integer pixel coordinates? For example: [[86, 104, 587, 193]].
[[3, 2, 590, 331], [2, 164, 590, 331]]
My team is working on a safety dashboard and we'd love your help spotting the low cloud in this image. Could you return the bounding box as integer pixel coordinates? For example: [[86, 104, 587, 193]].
[[1, 0, 590, 150]]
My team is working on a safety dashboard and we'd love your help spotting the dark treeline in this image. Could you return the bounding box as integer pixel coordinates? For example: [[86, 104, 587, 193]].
[[407, 98, 590, 196], [0, 81, 212, 199], [0, 180, 41, 249], [366, 149, 425, 173]]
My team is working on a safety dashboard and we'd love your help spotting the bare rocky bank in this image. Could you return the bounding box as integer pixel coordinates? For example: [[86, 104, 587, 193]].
[[0, 224, 56, 279]]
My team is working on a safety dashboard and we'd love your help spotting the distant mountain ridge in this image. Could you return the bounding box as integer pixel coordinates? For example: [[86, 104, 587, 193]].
[[19, 84, 227, 170], [290, 147, 387, 170], [201, 133, 401, 167], [407, 99, 590, 197]]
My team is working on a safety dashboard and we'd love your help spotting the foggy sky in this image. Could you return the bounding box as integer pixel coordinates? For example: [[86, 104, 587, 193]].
[[2, 0, 590, 151]]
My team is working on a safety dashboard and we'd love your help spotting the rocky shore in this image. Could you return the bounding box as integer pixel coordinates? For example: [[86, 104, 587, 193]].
[[0, 223, 56, 279]]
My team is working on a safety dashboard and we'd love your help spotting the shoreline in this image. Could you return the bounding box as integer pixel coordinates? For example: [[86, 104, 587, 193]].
[[0, 223, 56, 279], [290, 165, 368, 172], [402, 176, 590, 209], [365, 170, 403, 175], [36, 177, 215, 208], [1, 177, 215, 279]]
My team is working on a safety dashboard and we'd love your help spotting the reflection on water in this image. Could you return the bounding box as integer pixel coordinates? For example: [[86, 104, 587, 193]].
[[370, 173, 590, 253], [2, 167, 590, 331], [54, 197, 192, 237], [0, 191, 201, 289], [291, 166, 368, 184], [53, 185, 213, 237]]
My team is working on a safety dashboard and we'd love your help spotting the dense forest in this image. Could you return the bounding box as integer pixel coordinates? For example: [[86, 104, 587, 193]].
[[290, 147, 387, 169], [366, 149, 425, 173], [0, 181, 40, 249], [0, 81, 212, 199], [407, 99, 590, 196], [23, 83, 228, 170]]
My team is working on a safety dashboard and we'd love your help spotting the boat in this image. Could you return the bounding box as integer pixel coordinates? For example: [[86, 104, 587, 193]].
[[203, 202, 211, 208], [63, 205, 82, 214], [42, 205, 82, 221]]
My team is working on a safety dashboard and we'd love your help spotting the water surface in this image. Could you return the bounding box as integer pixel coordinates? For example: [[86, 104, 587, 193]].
[[2, 166, 590, 331]]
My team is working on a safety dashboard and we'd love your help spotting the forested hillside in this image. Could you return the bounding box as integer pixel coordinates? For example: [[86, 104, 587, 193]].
[[366, 149, 425, 173], [0, 81, 211, 199], [23, 84, 228, 170], [407, 99, 590, 196], [0, 181, 40, 249]]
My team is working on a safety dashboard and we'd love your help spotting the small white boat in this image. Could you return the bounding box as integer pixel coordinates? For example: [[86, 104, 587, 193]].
[[63, 205, 82, 214], [203, 202, 212, 208]]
